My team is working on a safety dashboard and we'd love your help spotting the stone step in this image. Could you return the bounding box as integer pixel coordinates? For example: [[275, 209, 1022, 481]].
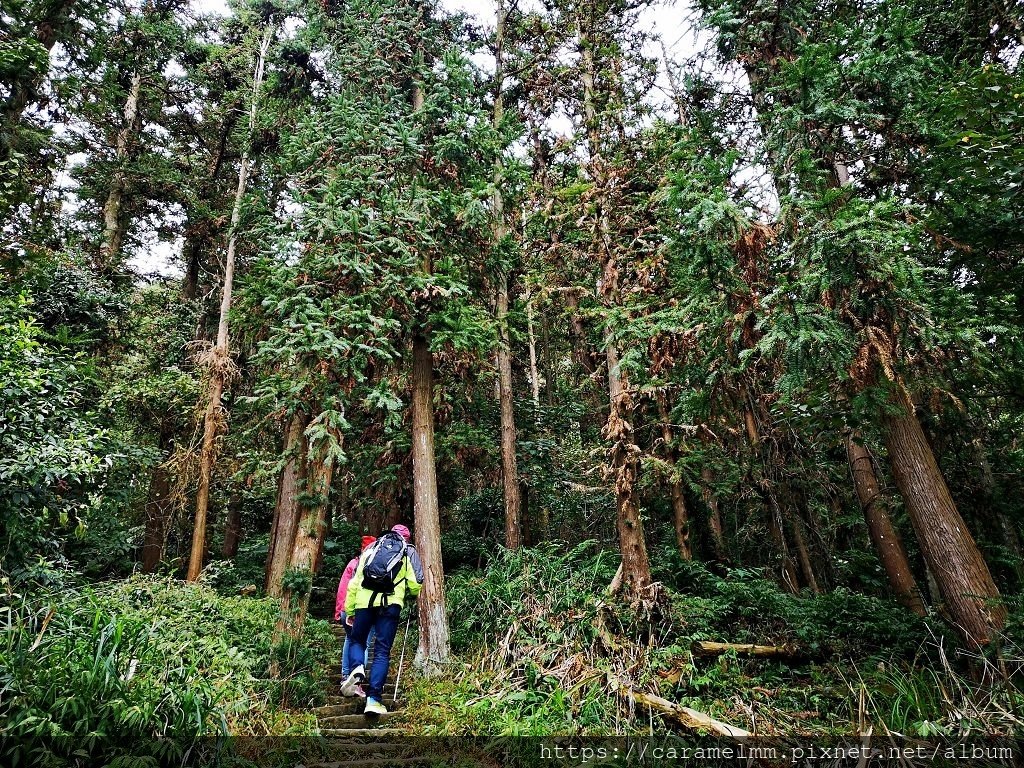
[[320, 728, 406, 738], [316, 700, 399, 717], [306, 761, 428, 768], [312, 741, 411, 752], [318, 712, 398, 729], [327, 678, 400, 690], [325, 700, 401, 712]]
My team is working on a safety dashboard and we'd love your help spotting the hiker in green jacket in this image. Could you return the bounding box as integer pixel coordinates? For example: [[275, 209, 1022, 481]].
[[340, 524, 422, 716]]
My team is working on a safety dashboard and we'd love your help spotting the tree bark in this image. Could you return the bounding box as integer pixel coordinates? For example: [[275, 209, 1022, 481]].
[[525, 284, 542, 414], [141, 424, 174, 573], [881, 382, 1005, 645], [222, 486, 243, 559], [788, 511, 819, 594], [701, 467, 728, 560], [657, 392, 691, 560], [412, 332, 449, 672], [265, 411, 309, 596], [845, 432, 925, 615], [274, 424, 337, 647], [409, 34, 448, 669], [99, 70, 143, 268], [496, 272, 522, 550], [187, 25, 272, 582], [491, 0, 523, 550]]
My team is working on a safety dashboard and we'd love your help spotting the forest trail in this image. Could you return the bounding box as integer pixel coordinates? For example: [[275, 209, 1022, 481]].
[[311, 623, 408, 748]]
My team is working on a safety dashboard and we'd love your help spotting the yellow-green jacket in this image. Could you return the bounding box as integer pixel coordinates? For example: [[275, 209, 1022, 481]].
[[345, 544, 423, 613]]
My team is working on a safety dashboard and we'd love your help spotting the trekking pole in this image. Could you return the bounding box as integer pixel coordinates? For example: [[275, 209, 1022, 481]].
[[393, 603, 413, 701]]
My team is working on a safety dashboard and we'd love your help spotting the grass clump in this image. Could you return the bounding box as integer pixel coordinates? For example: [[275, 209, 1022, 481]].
[[0, 574, 330, 766]]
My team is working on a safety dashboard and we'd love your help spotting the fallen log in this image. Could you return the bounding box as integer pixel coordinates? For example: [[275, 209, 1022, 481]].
[[692, 641, 802, 660], [610, 677, 751, 740]]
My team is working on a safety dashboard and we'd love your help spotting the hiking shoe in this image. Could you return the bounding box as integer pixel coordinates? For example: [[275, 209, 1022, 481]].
[[340, 665, 365, 697], [364, 697, 387, 716]]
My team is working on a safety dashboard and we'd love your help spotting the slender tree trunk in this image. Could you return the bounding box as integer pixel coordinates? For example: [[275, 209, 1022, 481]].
[[99, 70, 143, 268], [141, 424, 174, 572], [491, 0, 522, 550], [881, 382, 1005, 645], [764, 490, 801, 593], [845, 432, 925, 615], [580, 31, 652, 599], [657, 393, 691, 560], [266, 411, 309, 596], [222, 487, 243, 559], [970, 435, 1024, 580], [788, 512, 819, 594], [496, 274, 523, 549], [701, 467, 728, 560], [187, 26, 272, 582], [540, 309, 556, 408], [525, 285, 542, 413]]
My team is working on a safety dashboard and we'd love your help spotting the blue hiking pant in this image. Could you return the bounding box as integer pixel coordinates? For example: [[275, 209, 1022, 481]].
[[339, 612, 373, 678], [347, 603, 401, 700]]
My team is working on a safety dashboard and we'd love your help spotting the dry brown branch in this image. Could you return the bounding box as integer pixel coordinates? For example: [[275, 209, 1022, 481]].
[[692, 641, 803, 660], [609, 676, 753, 740]]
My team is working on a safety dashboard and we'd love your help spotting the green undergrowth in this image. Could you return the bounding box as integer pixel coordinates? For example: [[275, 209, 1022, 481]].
[[0, 575, 335, 766], [405, 543, 1024, 738]]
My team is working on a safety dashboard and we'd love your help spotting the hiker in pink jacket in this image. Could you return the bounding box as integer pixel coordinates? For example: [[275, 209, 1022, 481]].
[[336, 536, 376, 685]]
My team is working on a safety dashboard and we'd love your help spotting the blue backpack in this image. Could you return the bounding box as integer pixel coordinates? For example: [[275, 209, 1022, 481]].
[[361, 531, 408, 596]]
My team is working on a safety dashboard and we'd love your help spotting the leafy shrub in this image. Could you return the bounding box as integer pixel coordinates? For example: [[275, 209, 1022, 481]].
[[657, 548, 934, 657], [446, 541, 618, 652]]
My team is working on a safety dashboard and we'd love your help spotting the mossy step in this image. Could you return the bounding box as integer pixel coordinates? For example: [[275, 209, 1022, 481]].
[[306, 761, 428, 768], [325, 696, 401, 708], [318, 712, 398, 728], [311, 708, 399, 720], [320, 728, 405, 737], [311, 741, 411, 752]]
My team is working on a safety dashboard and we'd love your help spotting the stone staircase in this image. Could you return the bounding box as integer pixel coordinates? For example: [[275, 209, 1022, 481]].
[[314, 622, 408, 739], [307, 621, 491, 768]]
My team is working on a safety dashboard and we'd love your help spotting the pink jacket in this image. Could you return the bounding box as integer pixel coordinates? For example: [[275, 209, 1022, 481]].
[[334, 556, 360, 621]]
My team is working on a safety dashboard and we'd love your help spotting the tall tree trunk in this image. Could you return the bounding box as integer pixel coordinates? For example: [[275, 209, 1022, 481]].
[[764, 488, 801, 593], [222, 487, 243, 559], [881, 382, 1005, 645], [99, 70, 143, 268], [701, 467, 728, 560], [540, 309, 556, 408], [970, 435, 1024, 581], [141, 423, 174, 572], [409, 46, 449, 670], [273, 426, 337, 648], [525, 284, 542, 414], [491, 0, 522, 550], [412, 333, 449, 671], [657, 392, 691, 560], [266, 411, 309, 596], [788, 512, 820, 594], [580, 31, 652, 599], [845, 432, 925, 615], [187, 26, 272, 582], [496, 273, 522, 549]]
